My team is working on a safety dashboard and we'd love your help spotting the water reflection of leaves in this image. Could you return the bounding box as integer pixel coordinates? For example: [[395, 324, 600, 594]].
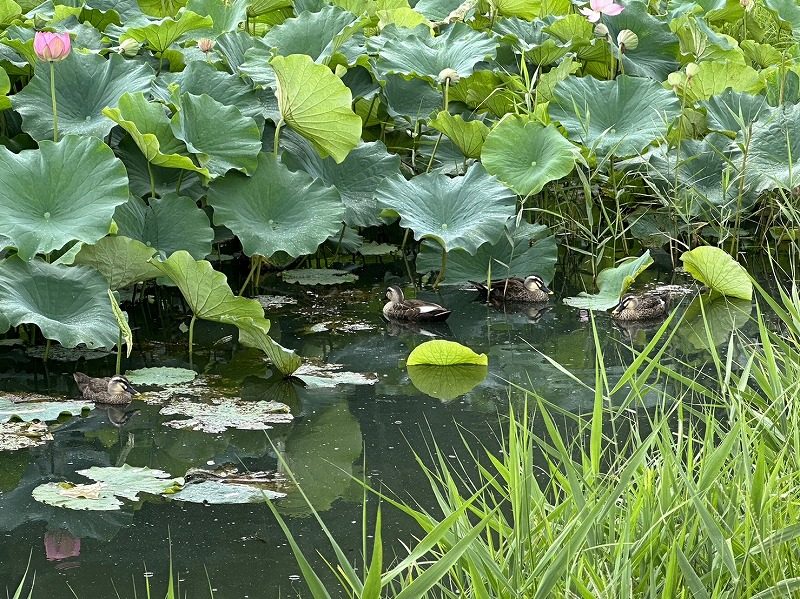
[[277, 400, 362, 517], [407, 364, 488, 401], [675, 295, 752, 352]]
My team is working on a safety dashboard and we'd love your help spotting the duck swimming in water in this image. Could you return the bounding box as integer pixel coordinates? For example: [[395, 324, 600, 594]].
[[611, 293, 667, 321], [73, 373, 140, 405], [470, 275, 553, 303], [382, 285, 451, 322]]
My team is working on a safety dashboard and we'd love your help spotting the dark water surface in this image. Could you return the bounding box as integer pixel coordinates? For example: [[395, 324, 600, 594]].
[[0, 261, 759, 596]]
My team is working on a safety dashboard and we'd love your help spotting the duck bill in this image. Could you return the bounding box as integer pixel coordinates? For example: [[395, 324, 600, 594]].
[[124, 382, 141, 395], [611, 301, 623, 315]]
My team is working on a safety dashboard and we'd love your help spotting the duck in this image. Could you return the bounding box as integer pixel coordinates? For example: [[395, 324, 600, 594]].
[[73, 372, 140, 405], [383, 285, 451, 322], [611, 293, 667, 321], [469, 275, 553, 303]]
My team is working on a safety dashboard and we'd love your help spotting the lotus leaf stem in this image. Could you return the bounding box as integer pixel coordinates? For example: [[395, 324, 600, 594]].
[[426, 132, 443, 173], [147, 162, 156, 199], [239, 256, 260, 296], [443, 78, 450, 111], [43, 338, 51, 362], [274, 119, 284, 156], [116, 330, 122, 375], [433, 247, 447, 288], [188, 314, 196, 360], [49, 62, 58, 142], [332, 223, 346, 263]]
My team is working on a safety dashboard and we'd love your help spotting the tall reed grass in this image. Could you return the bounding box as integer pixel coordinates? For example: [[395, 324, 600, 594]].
[[271, 280, 800, 598]]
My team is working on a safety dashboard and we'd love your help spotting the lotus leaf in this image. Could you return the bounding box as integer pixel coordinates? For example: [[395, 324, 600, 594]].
[[602, 1, 680, 81], [281, 269, 359, 285], [680, 246, 752, 300], [0, 258, 119, 348], [550, 75, 681, 158], [430, 111, 489, 158], [271, 54, 362, 163], [170, 92, 262, 178], [107, 290, 133, 358], [375, 23, 498, 81], [281, 134, 400, 227], [73, 236, 160, 290], [676, 295, 752, 352], [125, 366, 197, 386], [149, 251, 264, 323], [383, 74, 442, 121], [746, 104, 800, 193], [215, 30, 258, 72], [235, 317, 302, 375], [0, 66, 10, 111], [413, 0, 463, 20], [702, 89, 767, 134], [293, 363, 377, 387], [416, 220, 557, 284], [563, 251, 654, 310], [187, 0, 248, 34], [375, 163, 516, 255], [160, 398, 293, 433], [207, 153, 345, 258], [12, 52, 153, 141], [0, 421, 53, 451], [76, 465, 182, 501], [264, 5, 362, 63], [172, 480, 285, 504], [482, 116, 579, 195], [0, 398, 92, 423], [407, 340, 487, 366], [32, 482, 122, 511], [408, 364, 488, 401], [765, 0, 800, 36], [0, 135, 129, 260], [238, 43, 278, 87], [358, 242, 398, 256], [683, 60, 762, 103], [377, 7, 430, 30], [102, 92, 209, 177], [113, 195, 214, 260], [121, 9, 213, 53]]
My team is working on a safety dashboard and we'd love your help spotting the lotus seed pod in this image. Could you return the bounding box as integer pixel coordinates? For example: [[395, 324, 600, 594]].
[[685, 62, 700, 78], [198, 38, 215, 53], [616, 29, 638, 51], [438, 68, 460, 84], [118, 38, 141, 57], [594, 23, 609, 37]]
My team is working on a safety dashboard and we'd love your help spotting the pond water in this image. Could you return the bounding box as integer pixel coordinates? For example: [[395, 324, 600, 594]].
[[0, 257, 761, 596]]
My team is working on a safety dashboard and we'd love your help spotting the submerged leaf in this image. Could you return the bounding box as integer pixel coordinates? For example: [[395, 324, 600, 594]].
[[563, 251, 654, 310], [407, 339, 488, 366], [160, 398, 293, 433], [172, 480, 285, 503], [681, 246, 752, 300]]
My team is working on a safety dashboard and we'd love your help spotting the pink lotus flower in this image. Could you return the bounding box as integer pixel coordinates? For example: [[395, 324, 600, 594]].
[[44, 530, 81, 561], [33, 31, 71, 62], [580, 0, 624, 22]]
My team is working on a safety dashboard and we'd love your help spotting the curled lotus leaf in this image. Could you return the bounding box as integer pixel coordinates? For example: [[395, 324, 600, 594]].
[[0, 135, 129, 260], [73, 235, 161, 290], [680, 246, 752, 301], [120, 9, 213, 53], [263, 5, 362, 63], [563, 251, 654, 310]]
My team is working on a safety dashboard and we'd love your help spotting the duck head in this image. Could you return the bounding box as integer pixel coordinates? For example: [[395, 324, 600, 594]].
[[385, 285, 405, 303], [524, 275, 553, 295], [611, 294, 637, 315], [108, 375, 140, 396]]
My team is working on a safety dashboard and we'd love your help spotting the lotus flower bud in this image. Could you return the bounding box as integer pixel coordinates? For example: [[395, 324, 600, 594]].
[[740, 0, 754, 11], [197, 38, 215, 53], [616, 29, 638, 51], [33, 31, 71, 62], [437, 68, 460, 84], [685, 62, 700, 79], [667, 72, 685, 91], [117, 38, 141, 57], [594, 23, 609, 38]]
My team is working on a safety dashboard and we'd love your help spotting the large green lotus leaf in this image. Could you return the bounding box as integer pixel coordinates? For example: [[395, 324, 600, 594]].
[[121, 9, 213, 53], [281, 133, 400, 227], [620, 134, 757, 217], [207, 153, 344, 258], [375, 23, 498, 81], [765, 0, 800, 36], [675, 295, 752, 353], [238, 42, 278, 87], [116, 137, 205, 200], [407, 364, 488, 401], [160, 397, 293, 432], [550, 75, 680, 158], [264, 5, 362, 63], [603, 1, 680, 81], [0, 258, 119, 348], [0, 66, 10, 111], [125, 366, 197, 385], [73, 236, 161, 290], [702, 89, 767, 134], [0, 136, 129, 260], [11, 52, 153, 141], [271, 54, 362, 163], [170, 92, 262, 178], [383, 74, 442, 122], [430, 111, 489, 159], [77, 465, 182, 501], [103, 92, 208, 177], [156, 61, 272, 121], [407, 339, 488, 365], [413, 0, 462, 20], [149, 251, 264, 321], [493, 18, 569, 64], [481, 116, 579, 195], [187, 0, 248, 34], [0, 398, 92, 423], [32, 482, 122, 511], [746, 104, 800, 193], [377, 7, 430, 30], [114, 195, 213, 259], [235, 316, 302, 375], [416, 220, 557, 284], [563, 251, 654, 310], [172, 480, 285, 503], [215, 30, 257, 72], [375, 163, 515, 254], [680, 246, 752, 300], [683, 60, 763, 103]]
